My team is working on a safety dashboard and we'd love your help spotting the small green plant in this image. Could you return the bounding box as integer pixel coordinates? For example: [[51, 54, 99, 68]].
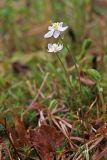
[[44, 22, 81, 92]]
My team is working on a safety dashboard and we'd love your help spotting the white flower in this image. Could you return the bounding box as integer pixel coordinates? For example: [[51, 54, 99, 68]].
[[44, 22, 68, 38], [48, 43, 63, 53]]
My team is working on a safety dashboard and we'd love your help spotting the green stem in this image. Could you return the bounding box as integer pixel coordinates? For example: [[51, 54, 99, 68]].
[[97, 84, 105, 118], [60, 36, 84, 137], [60, 36, 82, 92], [55, 53, 72, 90]]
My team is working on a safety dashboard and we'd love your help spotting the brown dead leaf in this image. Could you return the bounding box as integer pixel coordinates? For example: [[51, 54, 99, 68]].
[[12, 61, 30, 74], [94, 0, 107, 8], [28, 125, 64, 160], [0, 119, 20, 147], [79, 76, 95, 86], [9, 111, 27, 144], [0, 135, 13, 160]]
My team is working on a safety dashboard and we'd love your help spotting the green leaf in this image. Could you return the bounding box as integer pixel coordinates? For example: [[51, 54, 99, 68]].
[[82, 39, 92, 51], [49, 99, 57, 109], [87, 69, 101, 82], [79, 39, 92, 60]]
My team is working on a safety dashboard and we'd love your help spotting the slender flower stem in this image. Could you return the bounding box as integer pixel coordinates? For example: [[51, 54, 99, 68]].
[[60, 36, 82, 91], [55, 53, 72, 90], [60, 35, 84, 125]]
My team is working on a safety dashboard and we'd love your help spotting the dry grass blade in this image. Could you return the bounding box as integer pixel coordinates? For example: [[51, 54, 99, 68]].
[[92, 146, 107, 160], [53, 115, 72, 129], [86, 98, 97, 116], [51, 115, 75, 149], [4, 145, 13, 160], [70, 136, 84, 143], [38, 111, 47, 126], [89, 136, 104, 151], [72, 136, 103, 160], [29, 72, 49, 108], [21, 73, 49, 120]]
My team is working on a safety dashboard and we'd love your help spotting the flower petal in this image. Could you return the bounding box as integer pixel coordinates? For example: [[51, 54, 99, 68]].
[[48, 44, 54, 52], [58, 26, 68, 32], [59, 22, 63, 27], [48, 43, 52, 49], [57, 44, 63, 51], [44, 30, 54, 38], [48, 49, 54, 53], [47, 43, 63, 53], [48, 26, 54, 31], [48, 48, 54, 52], [53, 30, 60, 38]]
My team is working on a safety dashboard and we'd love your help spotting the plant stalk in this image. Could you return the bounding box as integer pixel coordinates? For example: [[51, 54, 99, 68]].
[[55, 53, 72, 90], [60, 35, 82, 92]]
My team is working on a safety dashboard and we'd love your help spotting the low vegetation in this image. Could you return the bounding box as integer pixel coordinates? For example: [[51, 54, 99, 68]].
[[0, 0, 107, 159]]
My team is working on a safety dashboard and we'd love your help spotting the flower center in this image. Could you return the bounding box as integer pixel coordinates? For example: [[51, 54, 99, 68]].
[[53, 44, 57, 48], [52, 23, 59, 29], [53, 44, 58, 51]]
